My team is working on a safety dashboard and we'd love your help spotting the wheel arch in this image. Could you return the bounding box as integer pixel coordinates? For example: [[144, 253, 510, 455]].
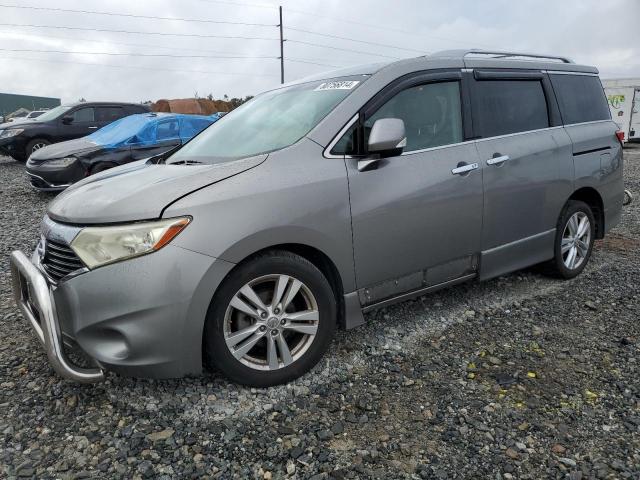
[[568, 187, 605, 239], [220, 243, 348, 329]]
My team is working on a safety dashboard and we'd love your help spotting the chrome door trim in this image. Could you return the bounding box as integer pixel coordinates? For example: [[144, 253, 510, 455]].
[[451, 163, 479, 175], [486, 155, 510, 165], [544, 70, 599, 77], [561, 119, 613, 128], [474, 125, 564, 143]]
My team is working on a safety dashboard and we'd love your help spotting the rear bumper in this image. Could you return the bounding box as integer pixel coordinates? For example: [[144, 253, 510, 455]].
[[10, 250, 104, 382]]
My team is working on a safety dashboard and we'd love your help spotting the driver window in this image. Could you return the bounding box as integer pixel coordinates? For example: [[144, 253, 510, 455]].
[[71, 107, 95, 123], [365, 81, 463, 152]]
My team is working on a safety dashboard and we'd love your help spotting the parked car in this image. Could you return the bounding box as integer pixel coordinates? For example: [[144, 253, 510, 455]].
[[26, 113, 217, 191], [7, 111, 28, 122], [10, 49, 625, 387], [0, 102, 150, 162], [25, 110, 48, 120]]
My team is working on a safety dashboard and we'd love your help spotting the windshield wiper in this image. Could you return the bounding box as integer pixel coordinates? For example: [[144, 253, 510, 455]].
[[167, 159, 204, 165]]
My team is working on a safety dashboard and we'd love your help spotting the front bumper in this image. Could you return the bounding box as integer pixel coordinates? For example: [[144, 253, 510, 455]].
[[26, 160, 86, 191], [10, 243, 236, 382], [10, 250, 104, 382], [0, 136, 26, 159]]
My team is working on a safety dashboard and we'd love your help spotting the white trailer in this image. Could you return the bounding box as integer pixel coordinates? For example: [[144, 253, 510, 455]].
[[603, 78, 640, 143]]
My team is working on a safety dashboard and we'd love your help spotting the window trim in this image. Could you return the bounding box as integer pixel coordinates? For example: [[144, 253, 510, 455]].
[[362, 79, 466, 155], [469, 72, 557, 139], [324, 114, 359, 159], [323, 69, 471, 159], [69, 106, 96, 124], [547, 72, 611, 126]]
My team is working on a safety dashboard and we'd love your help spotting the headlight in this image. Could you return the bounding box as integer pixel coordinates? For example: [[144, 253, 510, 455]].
[[70, 217, 191, 269], [0, 128, 24, 138], [45, 157, 77, 167]]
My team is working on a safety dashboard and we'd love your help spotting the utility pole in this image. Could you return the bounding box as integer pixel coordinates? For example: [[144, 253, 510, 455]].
[[279, 6, 284, 84]]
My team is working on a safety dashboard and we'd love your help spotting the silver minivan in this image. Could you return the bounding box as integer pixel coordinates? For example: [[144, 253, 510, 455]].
[[11, 50, 625, 386]]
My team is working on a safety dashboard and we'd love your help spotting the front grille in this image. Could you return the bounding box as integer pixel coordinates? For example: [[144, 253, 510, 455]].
[[43, 239, 85, 281]]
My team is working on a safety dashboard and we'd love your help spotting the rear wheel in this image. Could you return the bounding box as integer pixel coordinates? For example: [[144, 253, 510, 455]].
[[546, 200, 595, 279], [204, 251, 336, 387]]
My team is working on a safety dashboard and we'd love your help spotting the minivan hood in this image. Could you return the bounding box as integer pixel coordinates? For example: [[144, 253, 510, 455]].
[[30, 138, 102, 162], [47, 155, 267, 224]]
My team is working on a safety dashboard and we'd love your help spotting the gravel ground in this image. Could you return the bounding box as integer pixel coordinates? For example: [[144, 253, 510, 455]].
[[1, 146, 639, 480]]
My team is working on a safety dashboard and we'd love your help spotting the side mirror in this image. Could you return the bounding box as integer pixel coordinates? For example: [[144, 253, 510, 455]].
[[62, 115, 73, 125], [368, 118, 406, 155], [358, 118, 406, 171]]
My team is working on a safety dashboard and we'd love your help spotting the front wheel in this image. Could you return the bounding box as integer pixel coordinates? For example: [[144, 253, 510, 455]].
[[546, 200, 595, 279], [26, 138, 51, 158], [204, 251, 336, 387]]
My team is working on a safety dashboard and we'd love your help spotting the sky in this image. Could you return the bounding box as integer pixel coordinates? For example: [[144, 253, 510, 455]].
[[0, 0, 638, 104]]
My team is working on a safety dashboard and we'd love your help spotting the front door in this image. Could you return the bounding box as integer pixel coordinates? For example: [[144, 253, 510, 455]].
[[343, 75, 483, 306], [60, 106, 99, 140]]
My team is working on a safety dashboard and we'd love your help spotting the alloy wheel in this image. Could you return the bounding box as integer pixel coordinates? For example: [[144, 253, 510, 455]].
[[561, 211, 591, 270], [223, 274, 319, 371], [32, 143, 47, 152]]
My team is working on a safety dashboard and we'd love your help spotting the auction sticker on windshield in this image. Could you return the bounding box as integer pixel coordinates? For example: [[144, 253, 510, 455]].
[[315, 81, 360, 91]]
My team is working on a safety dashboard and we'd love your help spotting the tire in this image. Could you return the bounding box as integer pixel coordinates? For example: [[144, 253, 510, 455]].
[[26, 138, 51, 158], [545, 200, 596, 279], [204, 250, 336, 387]]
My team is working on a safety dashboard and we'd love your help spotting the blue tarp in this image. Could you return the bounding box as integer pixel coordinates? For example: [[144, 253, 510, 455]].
[[88, 113, 217, 148]]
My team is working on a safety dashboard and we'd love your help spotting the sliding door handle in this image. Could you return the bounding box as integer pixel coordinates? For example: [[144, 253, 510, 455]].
[[487, 154, 510, 165], [451, 162, 479, 175]]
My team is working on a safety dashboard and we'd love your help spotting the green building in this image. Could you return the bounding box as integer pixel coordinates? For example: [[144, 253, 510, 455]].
[[0, 92, 61, 118]]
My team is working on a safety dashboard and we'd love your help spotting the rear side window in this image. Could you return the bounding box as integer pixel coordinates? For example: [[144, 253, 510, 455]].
[[96, 106, 125, 123], [474, 80, 549, 137], [550, 74, 610, 125]]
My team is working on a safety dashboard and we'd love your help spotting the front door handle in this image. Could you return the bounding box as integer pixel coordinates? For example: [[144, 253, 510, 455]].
[[487, 154, 510, 165], [451, 162, 479, 175], [88, 126, 98, 130]]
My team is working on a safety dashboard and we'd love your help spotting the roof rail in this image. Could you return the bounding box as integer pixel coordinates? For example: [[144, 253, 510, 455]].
[[432, 49, 574, 64]]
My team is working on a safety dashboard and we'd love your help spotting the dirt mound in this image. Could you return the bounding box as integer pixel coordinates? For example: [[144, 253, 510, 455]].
[[152, 98, 232, 115]]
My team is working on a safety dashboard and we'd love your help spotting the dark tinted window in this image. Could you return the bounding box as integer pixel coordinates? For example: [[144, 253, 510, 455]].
[[365, 81, 463, 152], [330, 122, 358, 155], [71, 107, 95, 123], [474, 80, 549, 137], [96, 106, 125, 123], [550, 74, 610, 124]]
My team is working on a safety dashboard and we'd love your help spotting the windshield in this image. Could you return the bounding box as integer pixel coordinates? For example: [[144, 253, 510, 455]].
[[36, 105, 73, 122], [169, 76, 365, 163], [87, 114, 152, 146]]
